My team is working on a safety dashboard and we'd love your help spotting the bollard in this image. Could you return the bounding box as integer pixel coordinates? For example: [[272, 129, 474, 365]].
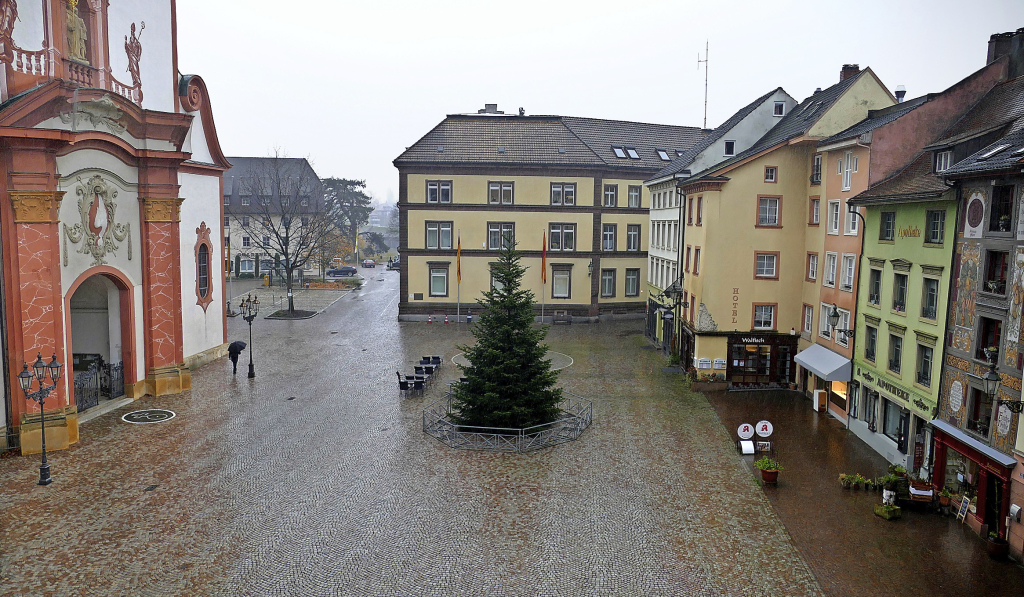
[[444, 315, 449, 325], [427, 315, 432, 324]]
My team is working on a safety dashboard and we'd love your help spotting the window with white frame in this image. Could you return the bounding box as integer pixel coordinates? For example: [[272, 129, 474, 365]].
[[758, 197, 780, 226], [552, 268, 570, 298], [841, 254, 855, 290], [803, 305, 813, 333], [935, 150, 953, 173], [824, 252, 837, 287], [808, 254, 818, 281], [724, 140, 735, 156], [764, 166, 777, 182], [926, 210, 945, 244], [487, 222, 514, 249], [488, 181, 514, 205], [600, 269, 615, 297], [842, 151, 853, 190], [242, 216, 250, 226], [753, 304, 775, 330], [241, 195, 250, 206], [242, 236, 251, 248], [917, 344, 933, 387], [262, 235, 271, 248], [427, 180, 452, 203], [828, 200, 841, 234], [602, 224, 616, 251], [755, 253, 777, 278], [819, 303, 832, 338], [240, 259, 254, 273], [429, 266, 448, 297], [811, 198, 820, 224], [625, 269, 640, 297], [836, 309, 850, 346], [426, 221, 453, 250], [774, 101, 786, 116], [845, 204, 859, 235], [693, 248, 701, 275], [550, 183, 576, 206], [626, 225, 640, 251], [628, 186, 641, 208], [549, 223, 575, 251], [603, 185, 618, 207]]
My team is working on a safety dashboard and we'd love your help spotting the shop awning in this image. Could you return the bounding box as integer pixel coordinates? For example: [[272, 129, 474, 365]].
[[794, 344, 851, 381], [929, 419, 1018, 468]]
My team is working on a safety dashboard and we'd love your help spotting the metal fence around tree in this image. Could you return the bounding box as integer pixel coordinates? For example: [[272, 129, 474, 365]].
[[422, 390, 593, 453]]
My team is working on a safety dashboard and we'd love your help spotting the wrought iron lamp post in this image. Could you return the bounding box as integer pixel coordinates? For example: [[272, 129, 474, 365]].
[[984, 350, 1013, 414], [661, 279, 688, 359], [18, 352, 63, 486], [240, 294, 260, 378], [827, 303, 855, 342]]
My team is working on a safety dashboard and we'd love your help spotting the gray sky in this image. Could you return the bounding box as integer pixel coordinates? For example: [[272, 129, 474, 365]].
[[177, 0, 1024, 204]]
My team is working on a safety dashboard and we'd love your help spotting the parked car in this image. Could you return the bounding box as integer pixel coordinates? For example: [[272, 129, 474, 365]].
[[362, 259, 376, 268], [326, 266, 357, 277]]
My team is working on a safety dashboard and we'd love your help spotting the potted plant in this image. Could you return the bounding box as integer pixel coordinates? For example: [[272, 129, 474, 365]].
[[939, 488, 952, 507], [754, 456, 782, 485], [1000, 214, 1012, 231], [889, 464, 907, 478], [987, 531, 1010, 559], [839, 473, 851, 489], [874, 503, 902, 520]]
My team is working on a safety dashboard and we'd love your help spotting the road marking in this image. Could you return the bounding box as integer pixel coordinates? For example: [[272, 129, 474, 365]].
[[379, 293, 398, 318]]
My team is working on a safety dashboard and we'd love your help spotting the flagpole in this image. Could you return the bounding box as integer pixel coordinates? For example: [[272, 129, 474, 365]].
[[541, 231, 546, 323], [456, 229, 461, 323]]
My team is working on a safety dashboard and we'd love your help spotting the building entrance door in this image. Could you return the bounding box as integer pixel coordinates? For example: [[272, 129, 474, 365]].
[[69, 275, 125, 412]]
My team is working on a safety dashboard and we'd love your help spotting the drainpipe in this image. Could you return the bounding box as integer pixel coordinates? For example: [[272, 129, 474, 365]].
[[675, 182, 687, 365], [849, 200, 868, 430]]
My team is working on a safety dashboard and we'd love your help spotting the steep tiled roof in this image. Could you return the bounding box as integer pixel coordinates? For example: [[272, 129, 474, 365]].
[[943, 127, 1024, 176], [223, 156, 320, 198], [932, 76, 1024, 147], [686, 71, 867, 181], [820, 95, 930, 145], [393, 114, 706, 170], [650, 87, 784, 180], [850, 152, 949, 203]]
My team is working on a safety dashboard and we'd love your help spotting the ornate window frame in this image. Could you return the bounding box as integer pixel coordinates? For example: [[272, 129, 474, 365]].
[[195, 222, 214, 311]]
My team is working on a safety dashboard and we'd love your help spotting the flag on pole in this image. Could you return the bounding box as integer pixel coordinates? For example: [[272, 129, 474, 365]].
[[541, 232, 547, 283], [456, 233, 462, 284]]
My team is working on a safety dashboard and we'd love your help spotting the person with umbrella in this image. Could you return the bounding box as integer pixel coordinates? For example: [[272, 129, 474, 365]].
[[228, 341, 247, 375]]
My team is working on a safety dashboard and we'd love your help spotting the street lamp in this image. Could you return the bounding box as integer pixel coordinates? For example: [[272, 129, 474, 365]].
[[240, 293, 260, 378], [828, 303, 855, 342], [18, 352, 63, 486], [983, 349, 1003, 409]]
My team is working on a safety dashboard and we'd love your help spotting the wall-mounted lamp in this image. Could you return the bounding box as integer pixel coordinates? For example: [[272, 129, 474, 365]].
[[828, 303, 855, 341], [587, 259, 594, 277]]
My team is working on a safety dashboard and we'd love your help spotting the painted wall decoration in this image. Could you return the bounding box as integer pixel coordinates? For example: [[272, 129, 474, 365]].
[[949, 380, 964, 412], [63, 174, 131, 266], [954, 241, 980, 328], [697, 303, 718, 332], [941, 369, 970, 426], [964, 188, 986, 239], [1005, 248, 1024, 367], [997, 404, 1012, 436]]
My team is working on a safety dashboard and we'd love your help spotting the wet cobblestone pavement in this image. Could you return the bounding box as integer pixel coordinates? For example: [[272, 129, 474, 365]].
[[3, 273, 813, 595], [707, 390, 1024, 597]]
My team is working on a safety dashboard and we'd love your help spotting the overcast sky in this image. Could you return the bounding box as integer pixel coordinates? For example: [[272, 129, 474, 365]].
[[177, 0, 1024, 204]]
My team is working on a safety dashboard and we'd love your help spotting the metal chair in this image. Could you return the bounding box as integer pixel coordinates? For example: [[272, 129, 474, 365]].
[[430, 356, 442, 369], [412, 378, 425, 394], [398, 379, 410, 396]]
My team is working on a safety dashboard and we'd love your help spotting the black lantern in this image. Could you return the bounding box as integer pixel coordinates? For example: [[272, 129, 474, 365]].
[[240, 294, 260, 378], [19, 351, 64, 486], [587, 259, 594, 277], [828, 303, 855, 341]]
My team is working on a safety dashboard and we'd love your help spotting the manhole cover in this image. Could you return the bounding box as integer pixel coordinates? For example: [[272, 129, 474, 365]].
[[122, 409, 176, 424]]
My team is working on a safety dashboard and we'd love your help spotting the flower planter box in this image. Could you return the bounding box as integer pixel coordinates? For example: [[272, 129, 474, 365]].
[[874, 504, 902, 520], [760, 469, 779, 484], [693, 381, 728, 392], [987, 537, 1009, 560]]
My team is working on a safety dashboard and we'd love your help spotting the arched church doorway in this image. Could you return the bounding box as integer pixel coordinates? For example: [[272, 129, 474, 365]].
[[68, 274, 128, 412]]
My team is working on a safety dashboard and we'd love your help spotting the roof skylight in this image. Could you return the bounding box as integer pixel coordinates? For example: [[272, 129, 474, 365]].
[[625, 147, 640, 159], [612, 146, 626, 158], [978, 144, 1010, 160], [657, 149, 671, 161]]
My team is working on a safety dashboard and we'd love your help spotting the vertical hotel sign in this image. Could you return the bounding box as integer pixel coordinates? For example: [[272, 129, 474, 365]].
[[732, 287, 739, 325]]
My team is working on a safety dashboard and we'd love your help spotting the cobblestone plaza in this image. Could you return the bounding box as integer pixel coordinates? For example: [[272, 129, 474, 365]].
[[1, 274, 1020, 596]]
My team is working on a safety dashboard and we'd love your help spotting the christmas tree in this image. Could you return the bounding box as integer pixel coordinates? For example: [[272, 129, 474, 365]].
[[450, 238, 562, 428]]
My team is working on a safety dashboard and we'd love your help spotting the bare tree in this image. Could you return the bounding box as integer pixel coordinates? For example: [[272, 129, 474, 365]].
[[235, 154, 336, 314]]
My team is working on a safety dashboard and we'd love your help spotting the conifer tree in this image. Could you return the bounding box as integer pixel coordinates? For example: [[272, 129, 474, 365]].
[[450, 238, 562, 428]]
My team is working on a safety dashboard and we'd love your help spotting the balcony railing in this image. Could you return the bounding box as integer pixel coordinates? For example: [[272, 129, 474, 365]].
[[888, 359, 901, 373], [916, 372, 931, 387], [865, 350, 876, 362], [810, 173, 821, 185], [921, 305, 937, 320], [868, 293, 880, 305]]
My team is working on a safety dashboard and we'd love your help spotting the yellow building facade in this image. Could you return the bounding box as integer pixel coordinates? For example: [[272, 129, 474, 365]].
[[395, 108, 705, 320]]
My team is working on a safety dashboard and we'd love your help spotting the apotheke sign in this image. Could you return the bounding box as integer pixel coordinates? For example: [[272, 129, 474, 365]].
[[875, 377, 910, 401]]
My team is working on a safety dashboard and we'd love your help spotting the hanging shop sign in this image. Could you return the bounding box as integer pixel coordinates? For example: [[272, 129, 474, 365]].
[[755, 420, 774, 437]]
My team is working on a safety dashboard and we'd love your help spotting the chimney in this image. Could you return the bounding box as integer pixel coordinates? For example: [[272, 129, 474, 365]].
[[988, 31, 1014, 65], [477, 103, 504, 114], [987, 29, 1024, 78], [895, 85, 906, 103], [840, 64, 860, 82], [814, 87, 822, 94]]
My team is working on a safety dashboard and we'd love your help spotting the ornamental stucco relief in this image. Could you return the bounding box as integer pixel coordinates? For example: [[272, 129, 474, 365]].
[[696, 303, 718, 332], [63, 174, 131, 266]]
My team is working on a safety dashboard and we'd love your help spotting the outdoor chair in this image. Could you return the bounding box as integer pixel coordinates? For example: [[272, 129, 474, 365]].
[[398, 379, 410, 396], [412, 378, 425, 394], [430, 356, 442, 368]]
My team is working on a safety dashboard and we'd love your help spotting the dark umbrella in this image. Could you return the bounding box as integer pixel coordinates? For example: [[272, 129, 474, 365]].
[[228, 341, 247, 374]]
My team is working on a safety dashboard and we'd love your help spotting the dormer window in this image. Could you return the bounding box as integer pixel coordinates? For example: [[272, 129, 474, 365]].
[[625, 147, 640, 159], [773, 101, 786, 117], [979, 144, 1010, 160], [657, 149, 670, 161], [935, 150, 953, 173], [724, 140, 735, 156], [612, 146, 626, 158]]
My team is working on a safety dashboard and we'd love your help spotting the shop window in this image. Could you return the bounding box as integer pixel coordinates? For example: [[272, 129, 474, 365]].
[[984, 250, 1009, 295], [989, 185, 1014, 232], [967, 387, 994, 437], [882, 400, 908, 453], [976, 317, 1002, 361]]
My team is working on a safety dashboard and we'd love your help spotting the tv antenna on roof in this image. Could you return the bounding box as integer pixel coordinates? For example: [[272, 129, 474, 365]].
[[697, 41, 709, 129]]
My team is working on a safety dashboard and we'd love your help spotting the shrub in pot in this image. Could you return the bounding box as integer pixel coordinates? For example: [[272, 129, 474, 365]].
[[754, 456, 782, 485]]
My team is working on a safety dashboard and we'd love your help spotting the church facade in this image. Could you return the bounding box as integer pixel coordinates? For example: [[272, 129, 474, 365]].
[[0, 0, 230, 453]]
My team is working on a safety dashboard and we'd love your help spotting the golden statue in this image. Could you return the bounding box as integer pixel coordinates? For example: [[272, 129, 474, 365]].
[[66, 0, 88, 63]]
